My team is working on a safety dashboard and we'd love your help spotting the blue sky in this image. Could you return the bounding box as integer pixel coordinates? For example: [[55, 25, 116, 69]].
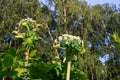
[[39, 0, 120, 11], [85, 0, 120, 7], [39, 0, 120, 7]]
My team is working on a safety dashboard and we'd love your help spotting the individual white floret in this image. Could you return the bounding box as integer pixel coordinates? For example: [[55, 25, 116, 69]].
[[54, 39, 58, 44], [68, 35, 73, 39], [63, 36, 68, 40], [58, 36, 63, 41], [78, 40, 82, 44], [76, 36, 80, 40], [62, 34, 69, 37], [81, 40, 84, 46]]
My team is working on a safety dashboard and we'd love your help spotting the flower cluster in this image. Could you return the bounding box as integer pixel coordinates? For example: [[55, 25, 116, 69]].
[[54, 34, 84, 48], [12, 17, 41, 39]]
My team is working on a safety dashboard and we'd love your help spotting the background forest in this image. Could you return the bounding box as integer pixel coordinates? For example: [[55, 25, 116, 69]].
[[0, 0, 120, 80]]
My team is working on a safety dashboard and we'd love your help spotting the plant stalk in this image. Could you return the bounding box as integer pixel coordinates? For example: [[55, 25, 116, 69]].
[[24, 50, 29, 78], [25, 50, 29, 66], [66, 61, 71, 80]]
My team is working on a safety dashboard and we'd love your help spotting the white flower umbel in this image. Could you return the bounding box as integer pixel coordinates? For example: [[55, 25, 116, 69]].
[[18, 17, 36, 26], [53, 34, 84, 48]]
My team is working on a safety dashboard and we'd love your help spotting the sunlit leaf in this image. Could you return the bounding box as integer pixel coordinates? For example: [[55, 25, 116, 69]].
[[12, 30, 18, 34], [15, 67, 25, 77], [21, 22, 28, 27], [30, 49, 37, 57], [18, 60, 25, 66], [15, 35, 24, 39]]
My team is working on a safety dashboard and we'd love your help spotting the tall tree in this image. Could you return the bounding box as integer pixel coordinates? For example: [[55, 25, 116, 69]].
[[0, 0, 49, 51], [47, 0, 120, 79]]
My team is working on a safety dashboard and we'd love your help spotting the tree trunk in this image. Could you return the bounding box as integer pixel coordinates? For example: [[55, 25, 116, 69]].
[[63, 0, 67, 33]]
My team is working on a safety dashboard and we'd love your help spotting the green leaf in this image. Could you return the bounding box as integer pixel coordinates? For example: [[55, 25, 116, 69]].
[[29, 63, 56, 79], [18, 60, 25, 66], [3, 55, 14, 67], [0, 60, 2, 72], [27, 38, 33, 44], [21, 21, 28, 27], [7, 48, 16, 57], [15, 67, 25, 77], [0, 69, 17, 78], [55, 68, 60, 76], [17, 47, 26, 55], [70, 68, 88, 80], [30, 49, 37, 57]]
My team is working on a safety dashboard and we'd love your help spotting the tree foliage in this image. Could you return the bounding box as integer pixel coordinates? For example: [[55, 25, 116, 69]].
[[0, 0, 120, 79]]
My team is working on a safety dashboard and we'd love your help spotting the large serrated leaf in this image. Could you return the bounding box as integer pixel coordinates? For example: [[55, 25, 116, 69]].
[[0, 69, 17, 78], [7, 48, 16, 57], [3, 55, 14, 67], [0, 60, 2, 72]]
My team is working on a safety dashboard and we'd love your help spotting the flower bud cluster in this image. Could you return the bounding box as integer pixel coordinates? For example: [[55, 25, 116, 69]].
[[18, 17, 36, 26]]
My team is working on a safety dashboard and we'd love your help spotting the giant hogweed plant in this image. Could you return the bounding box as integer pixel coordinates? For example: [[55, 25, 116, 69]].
[[54, 34, 85, 80], [0, 17, 42, 79], [0, 17, 54, 80], [12, 17, 42, 77], [12, 17, 41, 48]]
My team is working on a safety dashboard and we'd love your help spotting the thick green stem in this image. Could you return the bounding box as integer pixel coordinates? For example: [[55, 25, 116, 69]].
[[66, 61, 71, 80]]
